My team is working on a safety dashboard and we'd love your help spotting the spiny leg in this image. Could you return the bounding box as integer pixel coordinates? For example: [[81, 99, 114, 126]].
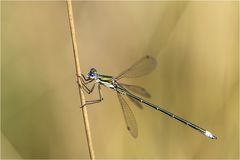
[[78, 74, 94, 85], [76, 74, 96, 94], [80, 81, 96, 94], [81, 84, 103, 107], [76, 74, 103, 107]]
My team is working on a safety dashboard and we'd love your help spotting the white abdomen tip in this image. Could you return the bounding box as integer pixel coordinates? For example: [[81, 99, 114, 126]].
[[205, 130, 217, 139]]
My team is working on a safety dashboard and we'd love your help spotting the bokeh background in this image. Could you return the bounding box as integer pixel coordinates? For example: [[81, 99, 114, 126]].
[[1, 1, 239, 159]]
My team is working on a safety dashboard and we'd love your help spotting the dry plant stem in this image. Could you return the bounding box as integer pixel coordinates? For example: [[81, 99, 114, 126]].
[[66, 1, 95, 159]]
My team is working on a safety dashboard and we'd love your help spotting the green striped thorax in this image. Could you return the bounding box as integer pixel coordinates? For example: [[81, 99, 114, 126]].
[[87, 68, 114, 83], [98, 75, 113, 83]]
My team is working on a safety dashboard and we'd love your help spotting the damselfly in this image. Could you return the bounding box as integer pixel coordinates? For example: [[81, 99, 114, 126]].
[[79, 56, 217, 139]]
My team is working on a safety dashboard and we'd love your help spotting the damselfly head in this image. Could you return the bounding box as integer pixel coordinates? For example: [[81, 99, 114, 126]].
[[87, 68, 98, 79]]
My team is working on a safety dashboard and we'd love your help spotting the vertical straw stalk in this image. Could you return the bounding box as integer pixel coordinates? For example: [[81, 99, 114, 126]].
[[66, 1, 95, 159]]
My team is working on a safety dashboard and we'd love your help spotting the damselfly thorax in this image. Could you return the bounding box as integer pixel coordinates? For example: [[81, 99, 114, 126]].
[[96, 75, 116, 89]]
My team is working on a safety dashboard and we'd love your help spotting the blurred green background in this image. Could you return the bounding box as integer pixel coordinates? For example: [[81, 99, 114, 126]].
[[1, 1, 239, 159]]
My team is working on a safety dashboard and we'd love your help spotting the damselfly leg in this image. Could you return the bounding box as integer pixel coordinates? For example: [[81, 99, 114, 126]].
[[79, 75, 103, 107]]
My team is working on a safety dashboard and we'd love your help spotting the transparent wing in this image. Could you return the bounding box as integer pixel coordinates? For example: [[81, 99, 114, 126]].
[[118, 83, 150, 109], [120, 83, 151, 98], [117, 93, 138, 138], [128, 97, 143, 109], [115, 55, 157, 80]]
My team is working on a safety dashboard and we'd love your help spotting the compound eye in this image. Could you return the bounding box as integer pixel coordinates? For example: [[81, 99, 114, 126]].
[[88, 72, 96, 78], [90, 68, 96, 72]]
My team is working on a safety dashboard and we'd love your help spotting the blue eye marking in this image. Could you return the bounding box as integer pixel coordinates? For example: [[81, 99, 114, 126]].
[[88, 68, 97, 78]]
